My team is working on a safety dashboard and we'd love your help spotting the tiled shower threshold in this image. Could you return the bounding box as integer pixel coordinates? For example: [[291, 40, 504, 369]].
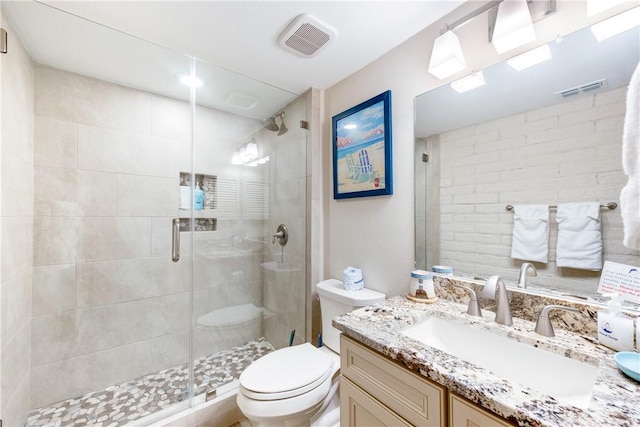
[[25, 338, 275, 427]]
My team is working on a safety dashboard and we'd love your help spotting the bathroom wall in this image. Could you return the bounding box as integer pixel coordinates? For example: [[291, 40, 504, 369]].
[[0, 11, 34, 426], [322, 1, 635, 299], [433, 86, 638, 292]]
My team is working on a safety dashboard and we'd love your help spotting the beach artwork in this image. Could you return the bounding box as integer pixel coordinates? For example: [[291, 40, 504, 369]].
[[332, 90, 392, 199]]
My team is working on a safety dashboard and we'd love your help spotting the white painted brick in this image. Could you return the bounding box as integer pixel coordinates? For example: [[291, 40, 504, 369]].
[[441, 125, 474, 142], [526, 122, 594, 145], [454, 171, 499, 186], [526, 95, 593, 122], [476, 113, 525, 134], [455, 151, 496, 167], [477, 136, 526, 154], [595, 86, 627, 106], [440, 185, 474, 197], [596, 116, 624, 134], [453, 193, 499, 204], [451, 213, 499, 224], [559, 101, 625, 127], [441, 204, 475, 214]]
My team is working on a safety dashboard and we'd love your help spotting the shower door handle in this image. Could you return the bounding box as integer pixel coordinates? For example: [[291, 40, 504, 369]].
[[172, 218, 180, 262]]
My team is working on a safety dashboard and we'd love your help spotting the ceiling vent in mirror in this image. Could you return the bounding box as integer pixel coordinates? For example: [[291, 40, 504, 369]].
[[555, 78, 608, 99], [278, 14, 336, 58]]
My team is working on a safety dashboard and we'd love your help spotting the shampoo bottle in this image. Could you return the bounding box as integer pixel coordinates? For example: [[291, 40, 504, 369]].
[[597, 294, 634, 351], [194, 182, 205, 210]]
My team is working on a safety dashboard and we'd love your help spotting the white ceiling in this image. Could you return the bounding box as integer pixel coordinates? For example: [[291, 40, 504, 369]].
[[4, 0, 466, 119]]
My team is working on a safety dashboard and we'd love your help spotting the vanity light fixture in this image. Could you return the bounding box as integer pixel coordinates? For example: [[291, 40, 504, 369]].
[[586, 0, 627, 17], [590, 6, 640, 42], [491, 0, 536, 54], [450, 71, 486, 93], [506, 44, 552, 71], [428, 29, 466, 79]]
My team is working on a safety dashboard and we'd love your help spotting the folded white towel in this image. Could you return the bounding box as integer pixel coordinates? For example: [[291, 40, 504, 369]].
[[511, 205, 549, 263], [556, 202, 602, 270], [620, 61, 640, 250]]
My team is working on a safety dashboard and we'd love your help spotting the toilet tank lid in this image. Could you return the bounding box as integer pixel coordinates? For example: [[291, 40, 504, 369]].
[[197, 303, 262, 327], [316, 279, 385, 306]]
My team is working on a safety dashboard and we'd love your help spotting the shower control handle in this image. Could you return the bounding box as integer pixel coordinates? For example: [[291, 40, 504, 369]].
[[272, 224, 288, 246]]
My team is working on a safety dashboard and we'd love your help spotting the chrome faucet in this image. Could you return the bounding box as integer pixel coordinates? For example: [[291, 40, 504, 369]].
[[453, 284, 482, 317], [518, 262, 537, 289], [481, 275, 513, 326], [534, 305, 580, 337]]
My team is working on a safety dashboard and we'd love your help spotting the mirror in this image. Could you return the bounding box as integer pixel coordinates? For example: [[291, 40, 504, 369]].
[[414, 22, 640, 296]]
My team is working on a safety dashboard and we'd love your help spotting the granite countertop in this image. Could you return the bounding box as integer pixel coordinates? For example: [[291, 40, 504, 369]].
[[333, 295, 640, 427]]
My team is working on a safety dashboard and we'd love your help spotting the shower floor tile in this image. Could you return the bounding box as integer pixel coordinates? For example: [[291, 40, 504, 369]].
[[25, 338, 275, 427]]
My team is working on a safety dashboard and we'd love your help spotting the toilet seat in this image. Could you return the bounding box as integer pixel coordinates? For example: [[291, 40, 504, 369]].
[[239, 343, 335, 400]]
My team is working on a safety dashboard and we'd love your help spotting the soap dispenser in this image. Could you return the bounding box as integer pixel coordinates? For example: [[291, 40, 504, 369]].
[[194, 182, 205, 210], [597, 293, 634, 351]]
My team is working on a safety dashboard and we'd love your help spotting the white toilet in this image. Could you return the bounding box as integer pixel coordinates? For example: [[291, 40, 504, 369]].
[[236, 279, 385, 427]]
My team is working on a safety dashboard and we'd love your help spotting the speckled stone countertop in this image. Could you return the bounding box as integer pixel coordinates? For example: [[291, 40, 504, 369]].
[[333, 295, 640, 427]]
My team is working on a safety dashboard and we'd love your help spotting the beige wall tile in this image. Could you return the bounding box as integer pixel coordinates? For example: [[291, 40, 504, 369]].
[[30, 341, 149, 409], [1, 153, 34, 217], [114, 293, 189, 344], [35, 66, 152, 134], [1, 269, 32, 345], [78, 124, 180, 178], [1, 321, 30, 412], [77, 217, 151, 262], [34, 167, 118, 217], [33, 217, 79, 266], [116, 174, 178, 217], [76, 257, 184, 308], [1, 216, 33, 283], [151, 95, 190, 142], [1, 369, 30, 427], [34, 116, 77, 168], [148, 331, 189, 376], [31, 306, 117, 367], [32, 264, 76, 316]]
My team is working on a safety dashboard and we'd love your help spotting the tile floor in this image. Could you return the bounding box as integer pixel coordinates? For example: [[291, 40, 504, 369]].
[[25, 338, 274, 427]]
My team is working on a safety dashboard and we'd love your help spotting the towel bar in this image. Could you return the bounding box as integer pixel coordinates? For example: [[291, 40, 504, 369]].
[[505, 202, 617, 211]]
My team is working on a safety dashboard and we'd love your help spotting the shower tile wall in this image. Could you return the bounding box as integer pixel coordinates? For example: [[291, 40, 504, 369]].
[[263, 95, 308, 349], [29, 65, 272, 410], [0, 12, 35, 426]]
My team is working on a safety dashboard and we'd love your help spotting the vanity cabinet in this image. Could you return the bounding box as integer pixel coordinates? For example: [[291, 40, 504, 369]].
[[340, 335, 512, 427], [340, 335, 446, 426]]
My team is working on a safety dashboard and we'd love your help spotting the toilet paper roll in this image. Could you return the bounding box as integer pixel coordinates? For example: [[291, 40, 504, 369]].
[[343, 266, 364, 291]]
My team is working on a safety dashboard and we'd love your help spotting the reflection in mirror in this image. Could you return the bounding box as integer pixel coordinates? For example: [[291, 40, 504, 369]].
[[415, 22, 640, 296]]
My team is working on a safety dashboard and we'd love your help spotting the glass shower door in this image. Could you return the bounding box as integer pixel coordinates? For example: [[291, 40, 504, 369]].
[[2, 2, 197, 425], [189, 58, 308, 401]]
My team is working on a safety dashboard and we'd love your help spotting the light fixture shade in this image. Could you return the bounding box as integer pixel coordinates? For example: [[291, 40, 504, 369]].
[[587, 0, 627, 17], [492, 0, 536, 54], [590, 6, 640, 42], [246, 141, 259, 159], [450, 71, 486, 93], [428, 30, 466, 79], [506, 44, 552, 71]]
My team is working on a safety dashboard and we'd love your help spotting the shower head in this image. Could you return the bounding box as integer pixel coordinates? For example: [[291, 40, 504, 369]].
[[263, 116, 279, 132], [263, 112, 288, 135], [277, 112, 288, 136]]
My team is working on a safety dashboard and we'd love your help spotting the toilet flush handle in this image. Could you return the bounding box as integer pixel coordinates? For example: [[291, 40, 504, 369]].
[[272, 224, 288, 246]]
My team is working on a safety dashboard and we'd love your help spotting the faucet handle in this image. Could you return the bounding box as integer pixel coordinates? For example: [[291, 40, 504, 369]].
[[534, 305, 580, 337], [453, 284, 482, 317]]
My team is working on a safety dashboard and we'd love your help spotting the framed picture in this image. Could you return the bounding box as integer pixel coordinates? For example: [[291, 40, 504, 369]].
[[332, 90, 392, 199]]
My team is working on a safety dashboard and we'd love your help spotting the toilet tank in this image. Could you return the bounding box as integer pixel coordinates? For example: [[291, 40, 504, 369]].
[[316, 279, 385, 353]]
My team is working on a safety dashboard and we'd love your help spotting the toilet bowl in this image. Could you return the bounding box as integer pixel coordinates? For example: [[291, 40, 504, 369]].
[[237, 279, 385, 427]]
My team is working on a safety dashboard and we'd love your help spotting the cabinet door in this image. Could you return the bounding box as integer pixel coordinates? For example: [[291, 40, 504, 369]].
[[341, 336, 445, 426], [341, 377, 412, 427], [449, 393, 512, 427]]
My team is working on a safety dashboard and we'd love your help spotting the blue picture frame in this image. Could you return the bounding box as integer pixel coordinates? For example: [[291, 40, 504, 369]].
[[332, 90, 393, 199]]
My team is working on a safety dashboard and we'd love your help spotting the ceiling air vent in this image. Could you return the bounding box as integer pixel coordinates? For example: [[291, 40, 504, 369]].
[[278, 14, 336, 58], [555, 78, 608, 99]]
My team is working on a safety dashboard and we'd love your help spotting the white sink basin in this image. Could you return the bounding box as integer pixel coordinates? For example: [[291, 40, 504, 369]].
[[401, 316, 598, 409]]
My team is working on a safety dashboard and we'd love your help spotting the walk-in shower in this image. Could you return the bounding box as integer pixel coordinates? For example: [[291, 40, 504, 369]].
[[0, 2, 310, 426]]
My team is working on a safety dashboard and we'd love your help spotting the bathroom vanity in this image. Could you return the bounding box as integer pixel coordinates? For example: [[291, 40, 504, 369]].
[[334, 291, 640, 427], [340, 335, 510, 427]]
